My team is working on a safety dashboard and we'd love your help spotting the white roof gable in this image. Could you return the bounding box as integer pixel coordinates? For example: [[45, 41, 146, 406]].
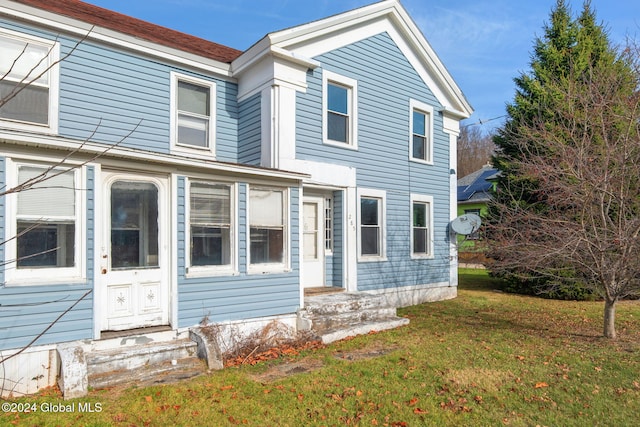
[[234, 0, 472, 118]]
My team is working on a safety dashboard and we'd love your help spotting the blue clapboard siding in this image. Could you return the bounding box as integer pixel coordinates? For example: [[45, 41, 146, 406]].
[[0, 18, 239, 161], [238, 93, 262, 165], [296, 32, 452, 291], [0, 164, 94, 349], [176, 178, 300, 328]]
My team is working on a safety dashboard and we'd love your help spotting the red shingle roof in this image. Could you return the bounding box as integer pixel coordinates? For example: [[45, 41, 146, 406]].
[[11, 0, 243, 63]]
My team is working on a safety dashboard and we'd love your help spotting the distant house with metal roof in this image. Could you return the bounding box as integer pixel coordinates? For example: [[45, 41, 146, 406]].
[[457, 164, 499, 217], [456, 164, 498, 253]]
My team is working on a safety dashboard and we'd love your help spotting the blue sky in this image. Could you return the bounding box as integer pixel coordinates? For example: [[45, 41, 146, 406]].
[[84, 0, 640, 131]]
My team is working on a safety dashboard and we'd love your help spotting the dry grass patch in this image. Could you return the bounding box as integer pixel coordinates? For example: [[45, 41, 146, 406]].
[[444, 367, 515, 393]]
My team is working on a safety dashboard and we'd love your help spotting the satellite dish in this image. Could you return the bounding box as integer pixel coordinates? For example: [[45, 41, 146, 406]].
[[450, 213, 482, 235]]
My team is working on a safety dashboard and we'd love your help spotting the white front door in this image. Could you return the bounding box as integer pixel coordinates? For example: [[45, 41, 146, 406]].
[[302, 197, 324, 288], [99, 173, 170, 331]]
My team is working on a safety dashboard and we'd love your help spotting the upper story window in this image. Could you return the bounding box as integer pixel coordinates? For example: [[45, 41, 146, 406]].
[[409, 100, 434, 164], [323, 70, 357, 149], [0, 28, 59, 133], [187, 180, 235, 275], [249, 187, 288, 272], [5, 161, 84, 285], [171, 72, 216, 156]]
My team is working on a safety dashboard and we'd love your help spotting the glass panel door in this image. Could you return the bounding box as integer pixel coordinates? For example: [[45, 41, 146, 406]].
[[111, 181, 159, 269]]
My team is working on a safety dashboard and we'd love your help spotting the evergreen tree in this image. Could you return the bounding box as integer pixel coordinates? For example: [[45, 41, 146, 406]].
[[493, 0, 615, 211]]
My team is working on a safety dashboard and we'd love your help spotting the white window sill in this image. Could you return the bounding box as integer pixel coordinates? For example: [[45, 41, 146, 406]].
[[171, 145, 215, 160], [357, 256, 388, 263], [0, 118, 58, 135], [411, 254, 435, 260], [185, 268, 239, 279], [247, 265, 291, 275], [4, 277, 87, 287], [409, 157, 434, 166], [323, 140, 358, 151]]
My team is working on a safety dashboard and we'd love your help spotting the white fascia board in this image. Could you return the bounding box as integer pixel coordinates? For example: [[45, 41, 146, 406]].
[[0, 130, 307, 182], [269, 0, 473, 118], [1, 3, 233, 79]]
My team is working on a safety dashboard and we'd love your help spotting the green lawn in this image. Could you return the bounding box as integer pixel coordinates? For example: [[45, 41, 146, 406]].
[[4, 268, 639, 426]]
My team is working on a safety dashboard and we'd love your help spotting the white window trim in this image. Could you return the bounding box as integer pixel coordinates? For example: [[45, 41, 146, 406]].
[[0, 28, 59, 134], [247, 186, 290, 274], [357, 188, 387, 262], [322, 70, 358, 150], [170, 71, 216, 158], [409, 99, 434, 165], [410, 193, 434, 259], [4, 159, 85, 285], [185, 179, 238, 278]]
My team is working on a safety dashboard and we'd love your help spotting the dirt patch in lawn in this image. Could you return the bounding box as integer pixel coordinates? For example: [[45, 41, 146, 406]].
[[251, 343, 399, 383], [333, 344, 399, 361], [251, 357, 325, 383]]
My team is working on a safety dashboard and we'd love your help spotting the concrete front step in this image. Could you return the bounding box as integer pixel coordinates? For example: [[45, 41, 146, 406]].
[[89, 356, 206, 390], [58, 334, 209, 398], [319, 317, 410, 344], [301, 292, 410, 344], [304, 292, 391, 316], [309, 307, 398, 334], [87, 338, 198, 375]]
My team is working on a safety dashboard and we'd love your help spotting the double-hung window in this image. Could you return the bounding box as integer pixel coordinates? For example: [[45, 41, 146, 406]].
[[323, 70, 357, 149], [358, 189, 386, 260], [411, 194, 434, 258], [409, 100, 434, 163], [7, 163, 83, 284], [171, 72, 216, 155], [249, 188, 287, 270], [327, 83, 349, 142], [0, 28, 59, 133], [188, 181, 234, 274]]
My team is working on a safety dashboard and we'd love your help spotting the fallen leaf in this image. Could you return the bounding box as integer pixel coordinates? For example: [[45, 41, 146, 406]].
[[413, 408, 428, 414], [408, 398, 419, 406], [144, 395, 152, 403], [534, 382, 549, 388]]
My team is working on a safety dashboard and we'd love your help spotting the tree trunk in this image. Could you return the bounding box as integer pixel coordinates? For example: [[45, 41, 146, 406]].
[[603, 298, 617, 339]]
